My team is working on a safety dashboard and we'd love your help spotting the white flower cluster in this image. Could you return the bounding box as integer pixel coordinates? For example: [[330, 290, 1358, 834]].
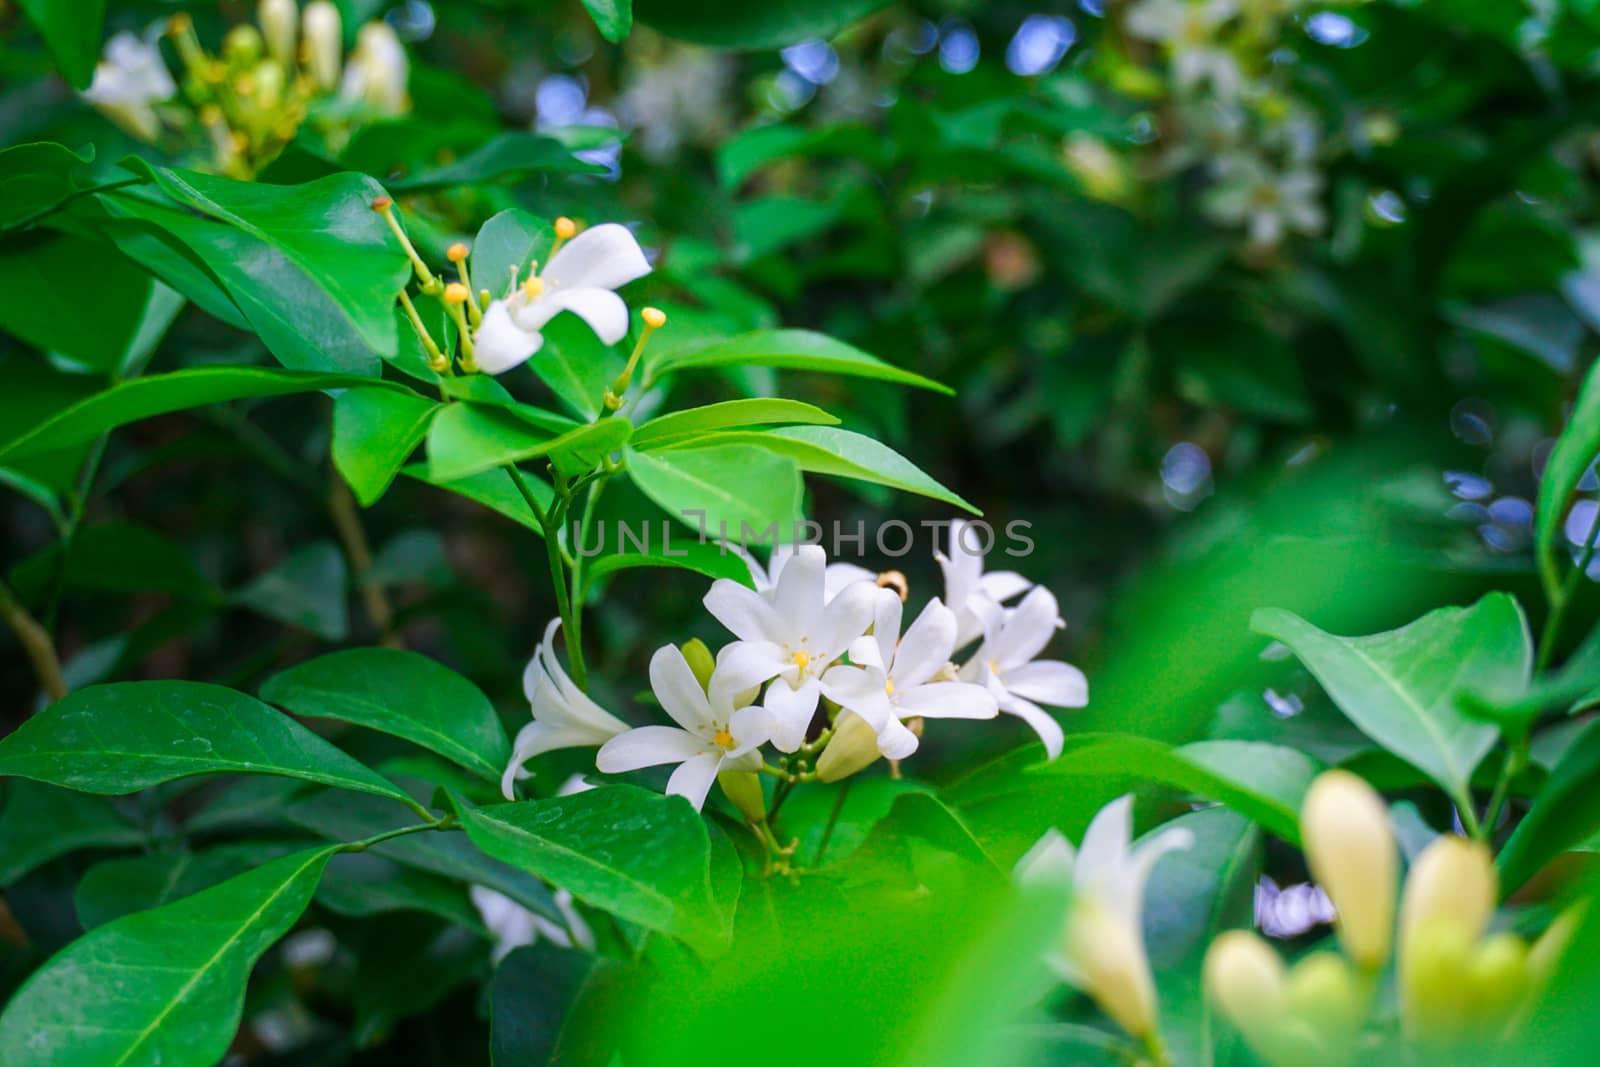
[[501, 520, 1088, 810], [1125, 0, 1335, 253]]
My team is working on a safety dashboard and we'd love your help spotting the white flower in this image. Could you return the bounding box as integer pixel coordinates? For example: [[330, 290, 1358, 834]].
[[736, 541, 875, 602], [703, 544, 879, 752], [470, 885, 595, 963], [820, 593, 998, 759], [339, 21, 408, 116], [1203, 152, 1326, 249], [82, 32, 176, 143], [473, 223, 651, 375], [1015, 796, 1194, 1040], [595, 645, 774, 810], [1127, 0, 1243, 99], [501, 619, 629, 800], [301, 1, 342, 92], [960, 586, 1087, 759], [936, 518, 1032, 649], [259, 0, 298, 67]]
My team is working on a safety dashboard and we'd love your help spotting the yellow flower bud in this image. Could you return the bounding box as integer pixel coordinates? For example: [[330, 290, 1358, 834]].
[[815, 712, 882, 783], [1284, 952, 1365, 1040], [224, 24, 264, 63], [1399, 919, 1474, 1038], [1204, 929, 1286, 1045], [554, 216, 577, 240], [680, 638, 715, 691], [1464, 932, 1528, 1025], [717, 770, 766, 823], [1068, 896, 1159, 1040], [1300, 770, 1398, 970], [301, 0, 342, 92], [443, 282, 470, 304], [1399, 835, 1495, 973], [259, 0, 298, 66], [254, 61, 285, 112]]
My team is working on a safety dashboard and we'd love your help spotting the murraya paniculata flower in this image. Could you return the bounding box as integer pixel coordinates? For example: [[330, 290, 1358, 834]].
[[472, 220, 652, 375], [82, 32, 177, 142], [595, 645, 775, 811], [1015, 795, 1193, 1041], [340, 20, 408, 116], [501, 619, 629, 800], [736, 542, 875, 603], [1202, 152, 1326, 250], [936, 518, 1032, 648], [1299, 769, 1397, 970], [470, 886, 594, 963], [1126, 0, 1243, 100], [960, 585, 1088, 759]]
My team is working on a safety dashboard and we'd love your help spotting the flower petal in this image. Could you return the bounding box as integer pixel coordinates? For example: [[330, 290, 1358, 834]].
[[474, 299, 544, 375], [595, 725, 705, 773], [978, 570, 1032, 604], [876, 715, 920, 760], [1014, 827, 1078, 888], [710, 640, 787, 700], [819, 664, 894, 731], [1000, 693, 1065, 759], [896, 681, 997, 720], [771, 544, 825, 639], [995, 586, 1063, 668], [1004, 660, 1088, 709], [541, 223, 651, 292], [665, 750, 724, 811], [704, 578, 786, 643], [824, 562, 876, 600], [726, 703, 775, 758], [514, 287, 631, 346], [764, 676, 820, 752], [648, 644, 715, 736], [813, 580, 879, 660], [892, 598, 957, 688]]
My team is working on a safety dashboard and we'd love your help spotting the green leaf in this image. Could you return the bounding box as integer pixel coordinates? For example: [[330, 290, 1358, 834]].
[[1029, 734, 1318, 845], [582, 538, 753, 593], [492, 944, 618, 1067], [260, 648, 510, 783], [0, 681, 418, 809], [457, 786, 732, 951], [0, 141, 93, 231], [387, 133, 605, 191], [0, 847, 335, 1066], [469, 208, 552, 307], [677, 426, 976, 513], [624, 443, 803, 538], [1535, 357, 1600, 598], [317, 852, 485, 932], [0, 367, 402, 462], [531, 314, 626, 421], [427, 402, 630, 482], [632, 398, 840, 448], [0, 231, 152, 370], [121, 162, 411, 357], [580, 0, 633, 42], [288, 789, 558, 920], [74, 844, 293, 929], [333, 387, 440, 506], [16, 0, 107, 88], [231, 542, 349, 641], [0, 781, 143, 887], [647, 329, 951, 394], [633, 0, 887, 49], [401, 463, 554, 534], [1252, 594, 1530, 805], [9, 521, 218, 603], [1498, 717, 1600, 894]]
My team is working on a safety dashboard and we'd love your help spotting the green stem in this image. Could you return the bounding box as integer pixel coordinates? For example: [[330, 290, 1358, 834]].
[[1458, 792, 1485, 842], [1538, 502, 1600, 673], [9, 177, 147, 233], [814, 777, 852, 866], [341, 813, 456, 852], [1481, 741, 1527, 837], [568, 474, 611, 657], [506, 464, 588, 690]]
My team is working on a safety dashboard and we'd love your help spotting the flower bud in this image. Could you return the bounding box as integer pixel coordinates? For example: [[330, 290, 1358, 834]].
[[346, 21, 407, 114], [301, 0, 342, 92], [1204, 930, 1286, 1045], [716, 770, 766, 823], [224, 24, 264, 63], [1464, 932, 1528, 1025], [1399, 835, 1495, 975], [1300, 769, 1397, 969], [260, 0, 298, 66], [681, 639, 715, 692], [1284, 952, 1364, 1038], [1068, 896, 1158, 1039], [1399, 919, 1474, 1038], [815, 711, 881, 783], [254, 60, 285, 112]]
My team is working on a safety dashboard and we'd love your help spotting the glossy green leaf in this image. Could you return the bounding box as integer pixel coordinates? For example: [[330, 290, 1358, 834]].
[[646, 329, 952, 394], [0, 367, 400, 462], [122, 162, 410, 356], [9, 521, 218, 603], [231, 541, 349, 641], [16, 0, 107, 88], [532, 314, 626, 421], [387, 133, 605, 191], [427, 402, 629, 482], [401, 462, 554, 534], [316, 852, 485, 932], [0, 782, 143, 887], [0, 681, 417, 809], [470, 208, 552, 307], [581, 0, 633, 42], [74, 844, 294, 929], [632, 398, 840, 448], [0, 231, 151, 369], [1253, 593, 1530, 804], [1499, 717, 1600, 894], [0, 141, 92, 230], [624, 443, 804, 538], [332, 387, 440, 506], [260, 648, 510, 782], [633, 0, 887, 49], [0, 847, 335, 1066], [491, 944, 618, 1067], [581, 538, 753, 593], [458, 786, 732, 951], [1535, 357, 1600, 598]]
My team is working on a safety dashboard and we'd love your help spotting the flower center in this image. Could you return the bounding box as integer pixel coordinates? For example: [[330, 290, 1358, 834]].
[[713, 729, 735, 749], [885, 677, 896, 696], [790, 650, 811, 670], [987, 657, 1000, 674]]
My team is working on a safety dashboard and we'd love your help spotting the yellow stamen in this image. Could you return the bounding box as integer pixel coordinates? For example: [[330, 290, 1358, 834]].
[[791, 650, 810, 669], [372, 198, 437, 290], [713, 730, 735, 749], [641, 306, 666, 329], [885, 678, 896, 696], [447, 242, 469, 263], [987, 657, 1000, 674], [522, 276, 546, 299], [443, 282, 469, 304], [545, 217, 577, 265]]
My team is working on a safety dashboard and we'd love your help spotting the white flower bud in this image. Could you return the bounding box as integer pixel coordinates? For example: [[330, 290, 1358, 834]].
[[301, 0, 342, 92], [1068, 897, 1159, 1039], [260, 0, 298, 67], [1300, 769, 1397, 969], [1204, 929, 1286, 1040], [814, 711, 881, 783], [1399, 834, 1495, 1034]]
